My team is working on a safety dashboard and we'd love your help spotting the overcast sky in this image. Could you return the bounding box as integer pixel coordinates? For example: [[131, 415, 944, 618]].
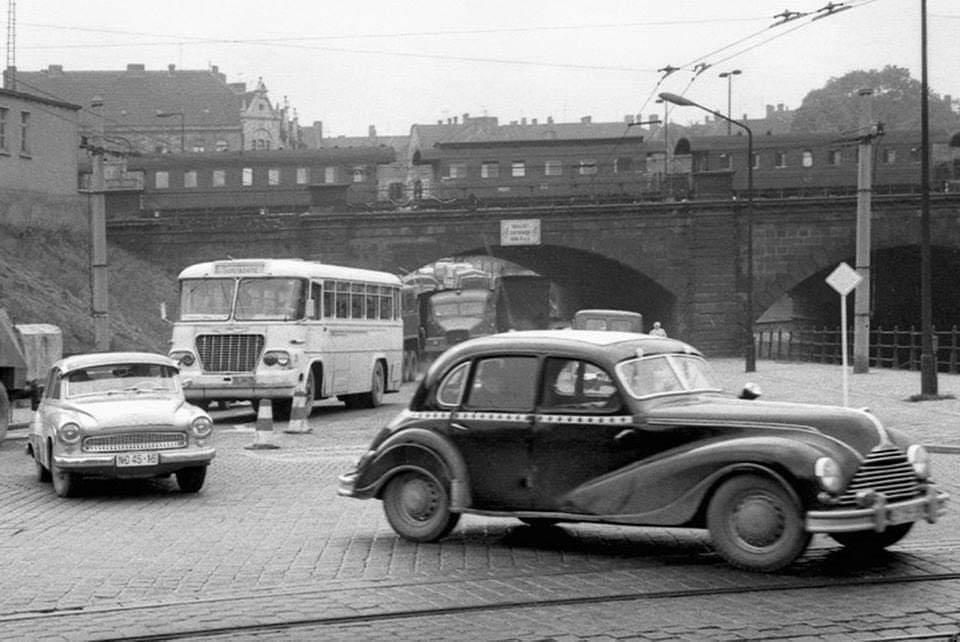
[[12, 0, 959, 136]]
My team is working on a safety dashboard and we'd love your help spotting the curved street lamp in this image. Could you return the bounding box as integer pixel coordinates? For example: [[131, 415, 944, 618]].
[[658, 92, 756, 372], [718, 69, 742, 135]]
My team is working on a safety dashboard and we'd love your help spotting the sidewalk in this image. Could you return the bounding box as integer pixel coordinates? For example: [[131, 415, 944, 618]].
[[710, 358, 960, 452]]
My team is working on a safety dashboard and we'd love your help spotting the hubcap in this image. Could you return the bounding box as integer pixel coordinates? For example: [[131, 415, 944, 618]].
[[401, 477, 437, 522], [731, 493, 785, 548]]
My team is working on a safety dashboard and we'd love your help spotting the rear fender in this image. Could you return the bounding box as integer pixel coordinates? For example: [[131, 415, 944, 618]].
[[358, 428, 471, 510]]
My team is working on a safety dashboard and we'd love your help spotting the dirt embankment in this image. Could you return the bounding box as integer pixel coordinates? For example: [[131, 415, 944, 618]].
[[0, 223, 178, 356]]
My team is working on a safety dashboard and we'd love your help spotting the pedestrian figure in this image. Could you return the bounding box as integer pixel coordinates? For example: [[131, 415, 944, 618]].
[[650, 321, 667, 337]]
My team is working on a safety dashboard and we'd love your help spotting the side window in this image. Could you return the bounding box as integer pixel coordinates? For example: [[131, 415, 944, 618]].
[[322, 280, 336, 319], [45, 368, 62, 400], [540, 358, 621, 412], [436, 362, 470, 407], [309, 282, 322, 319], [465, 356, 538, 411]]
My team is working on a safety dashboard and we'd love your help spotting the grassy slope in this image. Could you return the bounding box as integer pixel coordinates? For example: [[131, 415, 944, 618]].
[[0, 224, 177, 356]]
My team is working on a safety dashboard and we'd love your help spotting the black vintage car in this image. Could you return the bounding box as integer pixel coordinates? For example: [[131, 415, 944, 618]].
[[338, 330, 949, 572]]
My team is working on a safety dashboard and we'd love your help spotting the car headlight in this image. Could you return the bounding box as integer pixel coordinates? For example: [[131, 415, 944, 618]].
[[191, 416, 214, 438], [58, 422, 82, 445], [815, 456, 843, 493], [907, 444, 931, 480], [170, 351, 196, 367], [262, 350, 291, 367]]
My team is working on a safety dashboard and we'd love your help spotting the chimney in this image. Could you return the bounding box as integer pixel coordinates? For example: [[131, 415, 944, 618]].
[[46, 64, 64, 76], [168, 64, 176, 73], [368, 124, 377, 139], [580, 115, 592, 124], [766, 104, 775, 117], [532, 118, 538, 125], [126, 63, 146, 75], [313, 120, 323, 140], [547, 116, 554, 124], [777, 103, 784, 112], [624, 114, 634, 124], [463, 112, 470, 123], [521, 117, 527, 125]]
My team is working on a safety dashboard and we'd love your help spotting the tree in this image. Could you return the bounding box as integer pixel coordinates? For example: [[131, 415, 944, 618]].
[[790, 65, 958, 134]]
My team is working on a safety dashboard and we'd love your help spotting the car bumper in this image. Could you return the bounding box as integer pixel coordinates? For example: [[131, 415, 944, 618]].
[[337, 469, 368, 499], [806, 485, 949, 533], [53, 448, 216, 476], [183, 371, 299, 401]]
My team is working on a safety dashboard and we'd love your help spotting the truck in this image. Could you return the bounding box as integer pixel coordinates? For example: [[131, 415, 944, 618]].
[[495, 274, 568, 332], [0, 309, 63, 440]]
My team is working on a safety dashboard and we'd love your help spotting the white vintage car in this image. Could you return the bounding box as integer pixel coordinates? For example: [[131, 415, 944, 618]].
[[27, 352, 215, 497]]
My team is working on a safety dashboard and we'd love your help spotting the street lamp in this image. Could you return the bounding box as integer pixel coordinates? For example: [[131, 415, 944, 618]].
[[658, 91, 756, 372], [655, 98, 670, 177], [156, 110, 185, 153], [718, 70, 742, 135]]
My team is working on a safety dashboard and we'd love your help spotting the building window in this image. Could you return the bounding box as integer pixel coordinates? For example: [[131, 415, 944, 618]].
[[352, 167, 366, 183], [324, 167, 337, 183], [802, 150, 814, 167], [0, 107, 7, 151], [718, 153, 732, 171], [191, 142, 205, 153], [882, 148, 896, 164], [578, 160, 597, 175], [242, 167, 253, 186], [184, 170, 198, 188], [296, 167, 309, 184], [544, 160, 562, 176], [19, 111, 30, 155], [614, 157, 633, 173], [212, 169, 226, 187], [155, 171, 169, 189], [910, 147, 921, 162], [447, 162, 467, 179], [752, 152, 760, 170], [511, 161, 526, 177], [774, 151, 787, 168], [829, 149, 842, 165], [268, 168, 280, 186], [481, 161, 499, 179], [215, 139, 229, 152]]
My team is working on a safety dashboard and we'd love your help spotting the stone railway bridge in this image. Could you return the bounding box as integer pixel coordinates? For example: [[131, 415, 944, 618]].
[[107, 194, 960, 356]]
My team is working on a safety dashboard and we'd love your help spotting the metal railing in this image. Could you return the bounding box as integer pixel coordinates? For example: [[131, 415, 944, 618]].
[[755, 325, 960, 372]]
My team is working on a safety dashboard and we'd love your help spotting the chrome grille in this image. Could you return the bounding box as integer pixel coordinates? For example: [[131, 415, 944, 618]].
[[83, 432, 187, 453], [838, 444, 920, 506], [196, 334, 264, 372]]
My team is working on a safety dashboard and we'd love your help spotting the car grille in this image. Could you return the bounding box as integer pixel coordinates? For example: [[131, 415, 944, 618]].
[[83, 431, 187, 453], [196, 334, 264, 372], [837, 444, 920, 506]]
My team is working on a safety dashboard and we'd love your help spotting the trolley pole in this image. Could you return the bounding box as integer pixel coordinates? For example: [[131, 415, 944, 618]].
[[853, 88, 874, 374]]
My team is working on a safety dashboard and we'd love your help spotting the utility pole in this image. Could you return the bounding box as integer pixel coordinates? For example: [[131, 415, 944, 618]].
[[919, 0, 938, 396], [89, 96, 110, 351], [853, 88, 874, 374]]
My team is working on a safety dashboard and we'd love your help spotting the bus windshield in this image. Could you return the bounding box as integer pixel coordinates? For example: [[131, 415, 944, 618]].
[[179, 277, 306, 321]]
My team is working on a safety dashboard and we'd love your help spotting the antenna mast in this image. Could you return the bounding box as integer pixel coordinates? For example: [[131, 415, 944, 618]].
[[4, 0, 14, 89]]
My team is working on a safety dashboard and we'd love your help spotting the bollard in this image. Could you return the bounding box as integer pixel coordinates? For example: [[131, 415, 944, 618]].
[[283, 387, 312, 435], [245, 399, 280, 450]]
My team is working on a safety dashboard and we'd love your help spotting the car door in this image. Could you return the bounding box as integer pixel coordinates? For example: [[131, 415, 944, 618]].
[[438, 355, 539, 510], [530, 357, 646, 512]]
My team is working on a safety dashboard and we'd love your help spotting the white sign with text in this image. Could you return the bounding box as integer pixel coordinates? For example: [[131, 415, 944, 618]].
[[500, 219, 542, 246]]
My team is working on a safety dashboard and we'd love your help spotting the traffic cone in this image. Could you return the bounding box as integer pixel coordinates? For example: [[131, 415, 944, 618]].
[[283, 387, 312, 434], [245, 399, 280, 450]]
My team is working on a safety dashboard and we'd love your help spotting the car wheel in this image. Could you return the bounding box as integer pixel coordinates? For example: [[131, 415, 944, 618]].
[[382, 470, 460, 542], [175, 466, 207, 493], [51, 459, 80, 498], [357, 361, 385, 409], [706, 474, 810, 572], [829, 523, 913, 550], [35, 451, 51, 483]]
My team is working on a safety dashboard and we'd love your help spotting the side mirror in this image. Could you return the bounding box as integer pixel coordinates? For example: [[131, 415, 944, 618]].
[[739, 382, 762, 400], [160, 302, 172, 325]]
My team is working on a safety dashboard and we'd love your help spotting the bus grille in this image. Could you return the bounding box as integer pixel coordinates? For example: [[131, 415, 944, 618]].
[[84, 431, 186, 452], [196, 334, 264, 372], [837, 445, 920, 506]]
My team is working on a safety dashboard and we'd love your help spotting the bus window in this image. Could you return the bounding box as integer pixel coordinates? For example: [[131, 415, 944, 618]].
[[380, 286, 393, 320], [309, 282, 322, 319], [323, 280, 335, 318], [366, 285, 378, 320], [351, 283, 365, 319], [336, 281, 350, 318]]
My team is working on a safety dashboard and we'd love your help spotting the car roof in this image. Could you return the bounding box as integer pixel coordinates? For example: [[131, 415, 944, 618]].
[[428, 329, 701, 378], [55, 351, 179, 373]]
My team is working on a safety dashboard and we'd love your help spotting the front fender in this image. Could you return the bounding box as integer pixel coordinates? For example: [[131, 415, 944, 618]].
[[354, 428, 472, 510], [560, 436, 832, 524]]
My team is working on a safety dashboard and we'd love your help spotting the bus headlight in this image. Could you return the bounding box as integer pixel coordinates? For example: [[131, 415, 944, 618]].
[[907, 444, 931, 480], [170, 351, 196, 367], [815, 457, 843, 493], [191, 416, 214, 438], [262, 351, 291, 367]]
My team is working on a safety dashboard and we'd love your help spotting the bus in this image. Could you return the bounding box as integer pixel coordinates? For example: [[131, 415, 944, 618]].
[[168, 258, 403, 419]]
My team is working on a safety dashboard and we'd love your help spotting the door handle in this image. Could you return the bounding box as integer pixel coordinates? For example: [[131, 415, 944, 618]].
[[451, 422, 469, 431], [614, 428, 637, 443]]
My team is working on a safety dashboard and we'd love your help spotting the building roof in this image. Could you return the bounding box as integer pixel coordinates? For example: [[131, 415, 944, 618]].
[[13, 64, 243, 129]]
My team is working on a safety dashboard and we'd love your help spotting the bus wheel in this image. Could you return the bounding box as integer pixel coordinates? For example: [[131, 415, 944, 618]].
[[409, 351, 420, 383], [357, 361, 385, 408]]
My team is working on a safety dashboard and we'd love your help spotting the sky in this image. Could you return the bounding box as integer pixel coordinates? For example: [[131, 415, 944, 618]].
[[10, 0, 960, 137]]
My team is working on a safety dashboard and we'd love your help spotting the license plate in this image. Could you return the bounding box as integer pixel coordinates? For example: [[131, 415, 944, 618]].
[[116, 452, 160, 467], [228, 376, 254, 387], [888, 502, 923, 525]]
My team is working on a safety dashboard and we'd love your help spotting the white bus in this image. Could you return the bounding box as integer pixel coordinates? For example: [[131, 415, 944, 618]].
[[168, 258, 403, 419]]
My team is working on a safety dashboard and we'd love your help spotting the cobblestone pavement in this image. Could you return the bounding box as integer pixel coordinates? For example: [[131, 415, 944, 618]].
[[0, 360, 959, 641]]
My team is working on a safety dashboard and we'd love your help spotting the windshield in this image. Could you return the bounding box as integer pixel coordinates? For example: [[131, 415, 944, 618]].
[[64, 363, 180, 399], [615, 354, 722, 399], [180, 279, 235, 320], [432, 297, 489, 318], [179, 277, 306, 321]]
